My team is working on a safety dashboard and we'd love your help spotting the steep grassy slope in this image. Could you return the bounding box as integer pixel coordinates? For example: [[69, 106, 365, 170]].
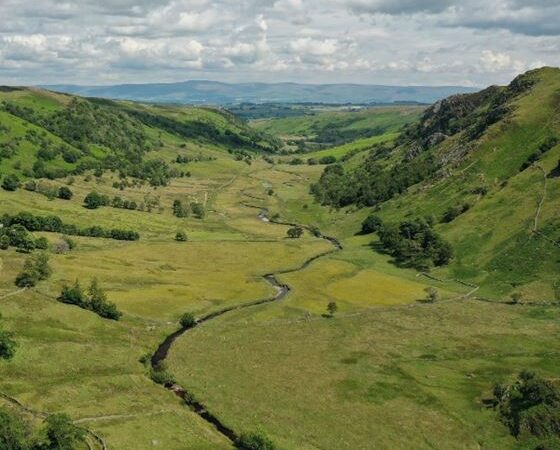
[[0, 87, 279, 183], [311, 67, 560, 299]]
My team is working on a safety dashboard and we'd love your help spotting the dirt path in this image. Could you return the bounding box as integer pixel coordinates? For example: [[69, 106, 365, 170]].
[[150, 206, 342, 443]]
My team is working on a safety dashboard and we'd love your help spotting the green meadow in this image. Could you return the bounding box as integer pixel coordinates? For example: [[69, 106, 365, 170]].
[[1, 70, 559, 449]]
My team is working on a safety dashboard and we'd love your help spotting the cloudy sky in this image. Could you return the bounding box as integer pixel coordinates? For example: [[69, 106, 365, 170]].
[[0, 0, 558, 87]]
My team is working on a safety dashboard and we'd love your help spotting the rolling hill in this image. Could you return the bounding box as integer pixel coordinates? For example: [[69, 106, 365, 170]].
[[40, 81, 478, 105]]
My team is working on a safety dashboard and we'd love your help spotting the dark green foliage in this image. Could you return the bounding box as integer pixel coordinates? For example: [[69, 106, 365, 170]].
[[2, 174, 20, 191], [0, 408, 28, 450], [361, 215, 383, 234], [42, 413, 85, 450], [58, 279, 121, 320], [83, 191, 109, 209], [15, 252, 52, 288], [235, 431, 276, 450], [175, 231, 188, 242], [327, 302, 338, 317], [150, 363, 175, 386], [311, 151, 438, 208], [520, 136, 559, 171], [493, 371, 560, 448], [287, 226, 304, 239], [378, 219, 453, 269], [173, 200, 188, 218], [179, 312, 196, 328], [441, 203, 470, 223], [0, 313, 17, 361], [57, 186, 73, 200], [0, 235, 9, 250], [319, 155, 337, 164], [190, 202, 206, 219], [1, 212, 140, 241], [34, 237, 48, 250]]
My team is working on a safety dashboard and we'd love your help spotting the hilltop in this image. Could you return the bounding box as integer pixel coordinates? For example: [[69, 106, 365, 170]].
[[40, 80, 478, 105]]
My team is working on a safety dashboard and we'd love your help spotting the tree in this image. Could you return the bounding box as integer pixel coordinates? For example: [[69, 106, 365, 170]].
[[34, 236, 49, 250], [15, 252, 51, 288], [424, 287, 439, 303], [42, 413, 85, 450], [87, 279, 121, 321], [175, 230, 188, 242], [57, 186, 73, 200], [58, 280, 85, 307], [0, 329, 17, 360], [83, 191, 109, 209], [361, 215, 383, 234], [190, 202, 206, 219], [179, 312, 196, 328], [235, 431, 276, 450], [0, 407, 28, 450], [2, 174, 20, 192], [287, 226, 303, 239], [327, 301, 338, 317], [0, 235, 9, 250], [172, 200, 187, 218]]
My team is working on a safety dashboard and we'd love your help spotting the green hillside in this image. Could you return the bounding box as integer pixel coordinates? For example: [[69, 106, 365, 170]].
[[311, 67, 560, 300], [0, 71, 559, 450], [252, 105, 423, 152]]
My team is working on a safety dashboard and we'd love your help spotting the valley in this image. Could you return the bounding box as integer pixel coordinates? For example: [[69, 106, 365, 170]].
[[0, 68, 559, 450]]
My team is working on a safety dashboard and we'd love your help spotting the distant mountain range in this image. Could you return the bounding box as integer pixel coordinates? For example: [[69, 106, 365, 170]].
[[40, 81, 479, 105]]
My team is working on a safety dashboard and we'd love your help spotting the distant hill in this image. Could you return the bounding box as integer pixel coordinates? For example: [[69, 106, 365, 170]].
[[39, 81, 478, 105]]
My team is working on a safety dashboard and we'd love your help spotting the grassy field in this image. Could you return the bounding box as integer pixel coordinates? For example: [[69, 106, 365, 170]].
[[252, 105, 422, 151], [1, 76, 559, 449]]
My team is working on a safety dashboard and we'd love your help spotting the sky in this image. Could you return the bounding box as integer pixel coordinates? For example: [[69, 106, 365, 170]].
[[0, 0, 559, 87]]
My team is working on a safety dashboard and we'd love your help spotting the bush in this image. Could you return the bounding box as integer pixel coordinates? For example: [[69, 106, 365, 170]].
[[0, 235, 9, 250], [361, 215, 383, 234], [175, 231, 188, 242], [15, 252, 51, 287], [287, 226, 303, 239], [0, 328, 17, 360], [150, 364, 175, 386], [57, 186, 73, 200], [1, 174, 20, 191], [235, 431, 276, 450], [58, 279, 121, 320], [179, 312, 196, 328], [319, 155, 337, 164], [83, 191, 109, 209], [43, 413, 86, 450]]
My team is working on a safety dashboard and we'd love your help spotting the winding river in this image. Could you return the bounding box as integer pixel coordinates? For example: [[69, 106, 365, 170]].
[[150, 206, 342, 443]]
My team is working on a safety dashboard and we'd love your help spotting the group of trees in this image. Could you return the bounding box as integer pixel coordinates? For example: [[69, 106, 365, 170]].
[[360, 215, 452, 269], [311, 149, 438, 208], [0, 224, 47, 253], [58, 279, 122, 321], [172, 199, 206, 220], [0, 408, 86, 450], [306, 155, 337, 166], [23, 180, 73, 200], [15, 252, 52, 288], [379, 219, 453, 269], [1, 212, 140, 242], [493, 370, 560, 448]]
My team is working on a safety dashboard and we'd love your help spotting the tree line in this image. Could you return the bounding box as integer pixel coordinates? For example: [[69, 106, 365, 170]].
[[1, 212, 140, 241]]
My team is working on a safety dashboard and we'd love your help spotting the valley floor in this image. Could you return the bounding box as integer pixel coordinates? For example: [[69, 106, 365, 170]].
[[1, 157, 559, 449]]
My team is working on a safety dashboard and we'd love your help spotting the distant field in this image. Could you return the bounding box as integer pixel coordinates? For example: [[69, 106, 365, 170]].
[[252, 105, 422, 152]]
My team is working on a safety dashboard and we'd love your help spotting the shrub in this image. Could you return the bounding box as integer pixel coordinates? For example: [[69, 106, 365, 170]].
[[179, 312, 196, 328], [287, 226, 303, 239], [58, 186, 73, 200], [175, 231, 188, 242], [15, 252, 51, 287], [150, 364, 175, 386], [1, 174, 20, 191], [43, 413, 86, 450], [361, 215, 383, 234], [34, 236, 49, 250], [83, 191, 109, 209], [190, 202, 206, 219], [235, 431, 276, 450], [327, 301, 338, 317], [319, 155, 337, 164], [0, 328, 17, 360], [0, 235, 9, 250], [58, 279, 121, 320]]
